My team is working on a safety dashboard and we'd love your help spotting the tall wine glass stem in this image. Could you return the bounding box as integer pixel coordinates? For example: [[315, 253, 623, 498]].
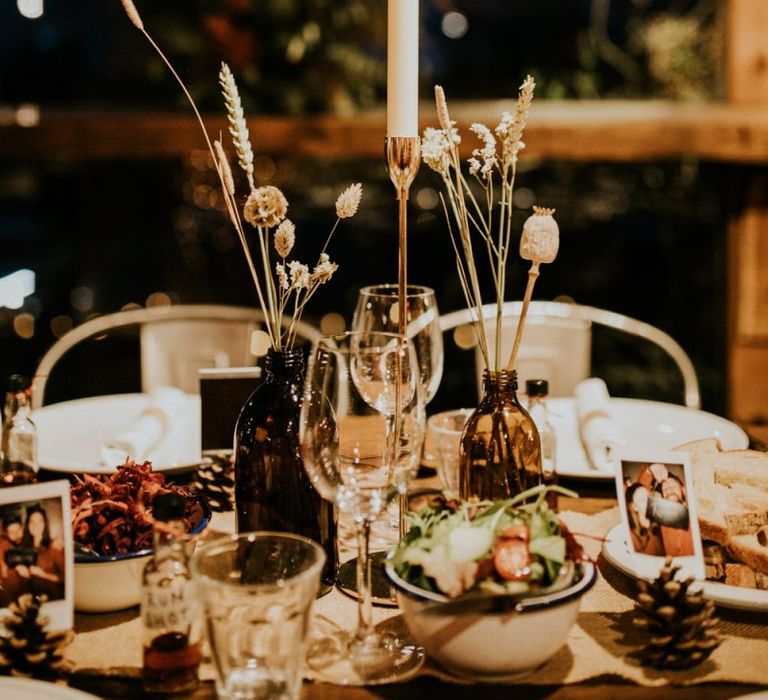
[[355, 520, 375, 643], [398, 493, 408, 538]]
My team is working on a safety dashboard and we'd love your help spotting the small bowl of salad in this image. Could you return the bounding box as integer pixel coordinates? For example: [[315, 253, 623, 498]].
[[384, 485, 596, 680]]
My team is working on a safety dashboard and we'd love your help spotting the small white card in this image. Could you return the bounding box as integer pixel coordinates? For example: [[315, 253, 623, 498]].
[[0, 480, 73, 630], [615, 450, 705, 581]]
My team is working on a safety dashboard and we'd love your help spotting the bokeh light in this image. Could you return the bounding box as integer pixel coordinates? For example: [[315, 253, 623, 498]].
[[415, 187, 439, 210], [453, 324, 476, 350], [70, 285, 94, 313], [15, 104, 40, 128], [50, 314, 73, 338], [13, 313, 34, 339], [146, 292, 172, 308], [320, 312, 345, 335], [441, 11, 468, 39], [17, 0, 43, 20]]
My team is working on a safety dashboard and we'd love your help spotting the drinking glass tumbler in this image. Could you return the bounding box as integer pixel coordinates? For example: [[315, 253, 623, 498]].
[[427, 408, 474, 498], [192, 532, 325, 700]]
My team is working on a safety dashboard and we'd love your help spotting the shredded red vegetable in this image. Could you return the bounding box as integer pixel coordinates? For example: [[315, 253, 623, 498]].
[[71, 460, 195, 556]]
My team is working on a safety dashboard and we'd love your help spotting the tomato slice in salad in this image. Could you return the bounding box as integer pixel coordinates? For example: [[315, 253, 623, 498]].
[[493, 538, 531, 581]]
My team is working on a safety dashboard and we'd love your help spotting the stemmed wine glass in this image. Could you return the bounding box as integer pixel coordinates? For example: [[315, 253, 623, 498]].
[[343, 284, 443, 602], [300, 331, 426, 684], [353, 285, 444, 405]]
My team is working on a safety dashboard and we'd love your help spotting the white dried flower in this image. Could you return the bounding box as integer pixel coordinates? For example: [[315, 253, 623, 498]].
[[520, 206, 559, 264], [312, 253, 338, 284], [244, 186, 288, 228], [422, 127, 453, 175], [274, 219, 295, 258], [287, 261, 310, 289], [275, 263, 289, 290], [219, 63, 255, 190], [335, 183, 362, 219], [120, 0, 144, 30], [495, 75, 535, 168], [214, 140, 235, 196], [469, 123, 497, 179], [433, 86, 461, 146], [434, 85, 452, 133]]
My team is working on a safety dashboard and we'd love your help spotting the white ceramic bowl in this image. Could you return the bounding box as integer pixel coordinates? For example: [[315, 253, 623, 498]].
[[74, 498, 211, 613], [385, 560, 596, 680]]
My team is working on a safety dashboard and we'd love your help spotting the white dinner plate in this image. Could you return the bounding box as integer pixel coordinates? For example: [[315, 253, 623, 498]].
[[602, 523, 768, 612], [34, 393, 201, 474], [0, 678, 101, 700], [548, 397, 749, 480]]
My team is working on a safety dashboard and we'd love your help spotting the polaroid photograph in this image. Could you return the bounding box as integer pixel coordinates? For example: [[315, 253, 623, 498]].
[[615, 450, 705, 581], [0, 480, 73, 630]]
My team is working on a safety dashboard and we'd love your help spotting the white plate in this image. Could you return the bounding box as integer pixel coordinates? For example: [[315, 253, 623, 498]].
[[34, 393, 201, 474], [549, 397, 749, 480], [602, 523, 768, 611], [0, 678, 101, 700]]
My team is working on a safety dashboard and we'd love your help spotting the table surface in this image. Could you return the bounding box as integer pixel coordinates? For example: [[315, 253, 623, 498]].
[[56, 482, 768, 700]]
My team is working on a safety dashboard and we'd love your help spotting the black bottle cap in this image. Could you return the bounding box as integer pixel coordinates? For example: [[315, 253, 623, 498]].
[[8, 375, 29, 393], [526, 379, 549, 397], [152, 493, 186, 522]]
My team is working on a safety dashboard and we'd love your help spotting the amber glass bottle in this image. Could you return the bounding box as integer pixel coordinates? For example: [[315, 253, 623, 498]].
[[459, 369, 543, 501], [234, 348, 336, 592]]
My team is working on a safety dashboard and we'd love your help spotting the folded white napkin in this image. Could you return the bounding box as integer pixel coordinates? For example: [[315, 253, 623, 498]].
[[574, 378, 625, 472], [100, 386, 186, 466]]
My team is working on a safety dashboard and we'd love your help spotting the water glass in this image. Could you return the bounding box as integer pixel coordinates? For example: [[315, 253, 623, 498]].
[[192, 533, 325, 700], [428, 408, 474, 498]]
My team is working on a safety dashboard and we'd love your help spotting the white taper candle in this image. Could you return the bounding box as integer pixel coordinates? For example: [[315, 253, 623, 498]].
[[387, 0, 419, 137]]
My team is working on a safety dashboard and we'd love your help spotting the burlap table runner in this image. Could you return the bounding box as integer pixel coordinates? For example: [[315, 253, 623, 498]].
[[67, 509, 768, 686]]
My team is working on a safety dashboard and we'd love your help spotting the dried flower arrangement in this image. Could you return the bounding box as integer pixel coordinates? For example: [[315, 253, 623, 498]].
[[422, 78, 559, 373], [119, 0, 361, 351]]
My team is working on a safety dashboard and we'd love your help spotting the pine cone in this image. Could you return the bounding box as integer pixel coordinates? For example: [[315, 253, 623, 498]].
[[0, 594, 73, 679], [633, 556, 720, 670], [192, 453, 234, 512]]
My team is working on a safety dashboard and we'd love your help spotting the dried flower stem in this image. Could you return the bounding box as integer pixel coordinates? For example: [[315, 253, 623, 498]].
[[219, 64, 255, 191], [120, 0, 143, 30], [120, 2, 358, 351], [118, 1, 276, 343], [425, 78, 538, 372], [214, 139, 235, 196], [507, 263, 540, 370]]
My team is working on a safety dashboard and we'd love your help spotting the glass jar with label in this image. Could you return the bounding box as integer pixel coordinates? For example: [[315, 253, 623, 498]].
[[141, 493, 201, 694], [1, 374, 38, 486], [525, 379, 557, 497]]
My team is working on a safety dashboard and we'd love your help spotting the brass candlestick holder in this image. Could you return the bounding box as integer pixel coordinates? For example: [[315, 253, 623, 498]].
[[386, 136, 421, 328], [336, 137, 421, 608], [386, 136, 421, 540]]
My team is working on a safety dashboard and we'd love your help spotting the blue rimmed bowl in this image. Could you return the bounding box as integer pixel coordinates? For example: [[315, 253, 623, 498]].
[[384, 559, 597, 681], [74, 497, 211, 613]]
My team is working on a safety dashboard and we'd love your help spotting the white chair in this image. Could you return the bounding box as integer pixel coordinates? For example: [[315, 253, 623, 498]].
[[439, 300, 701, 409], [33, 304, 323, 408]]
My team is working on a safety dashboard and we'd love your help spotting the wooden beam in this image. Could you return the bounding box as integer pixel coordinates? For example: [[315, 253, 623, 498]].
[[3, 100, 768, 163], [728, 0, 768, 103], [730, 181, 768, 343], [726, 0, 768, 428]]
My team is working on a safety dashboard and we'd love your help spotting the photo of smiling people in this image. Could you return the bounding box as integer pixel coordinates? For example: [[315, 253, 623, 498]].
[[616, 451, 704, 580], [0, 480, 73, 630]]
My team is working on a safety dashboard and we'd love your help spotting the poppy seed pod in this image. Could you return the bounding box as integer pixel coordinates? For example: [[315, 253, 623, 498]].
[[520, 206, 559, 265]]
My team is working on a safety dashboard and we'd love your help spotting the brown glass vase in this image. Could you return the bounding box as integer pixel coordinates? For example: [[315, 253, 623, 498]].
[[234, 348, 336, 592], [459, 368, 543, 501]]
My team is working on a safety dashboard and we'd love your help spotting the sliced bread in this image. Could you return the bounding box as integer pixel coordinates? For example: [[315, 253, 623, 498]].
[[674, 438, 768, 576]]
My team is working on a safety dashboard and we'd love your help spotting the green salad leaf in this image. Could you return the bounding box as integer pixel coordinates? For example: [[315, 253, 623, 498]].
[[391, 484, 580, 599]]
